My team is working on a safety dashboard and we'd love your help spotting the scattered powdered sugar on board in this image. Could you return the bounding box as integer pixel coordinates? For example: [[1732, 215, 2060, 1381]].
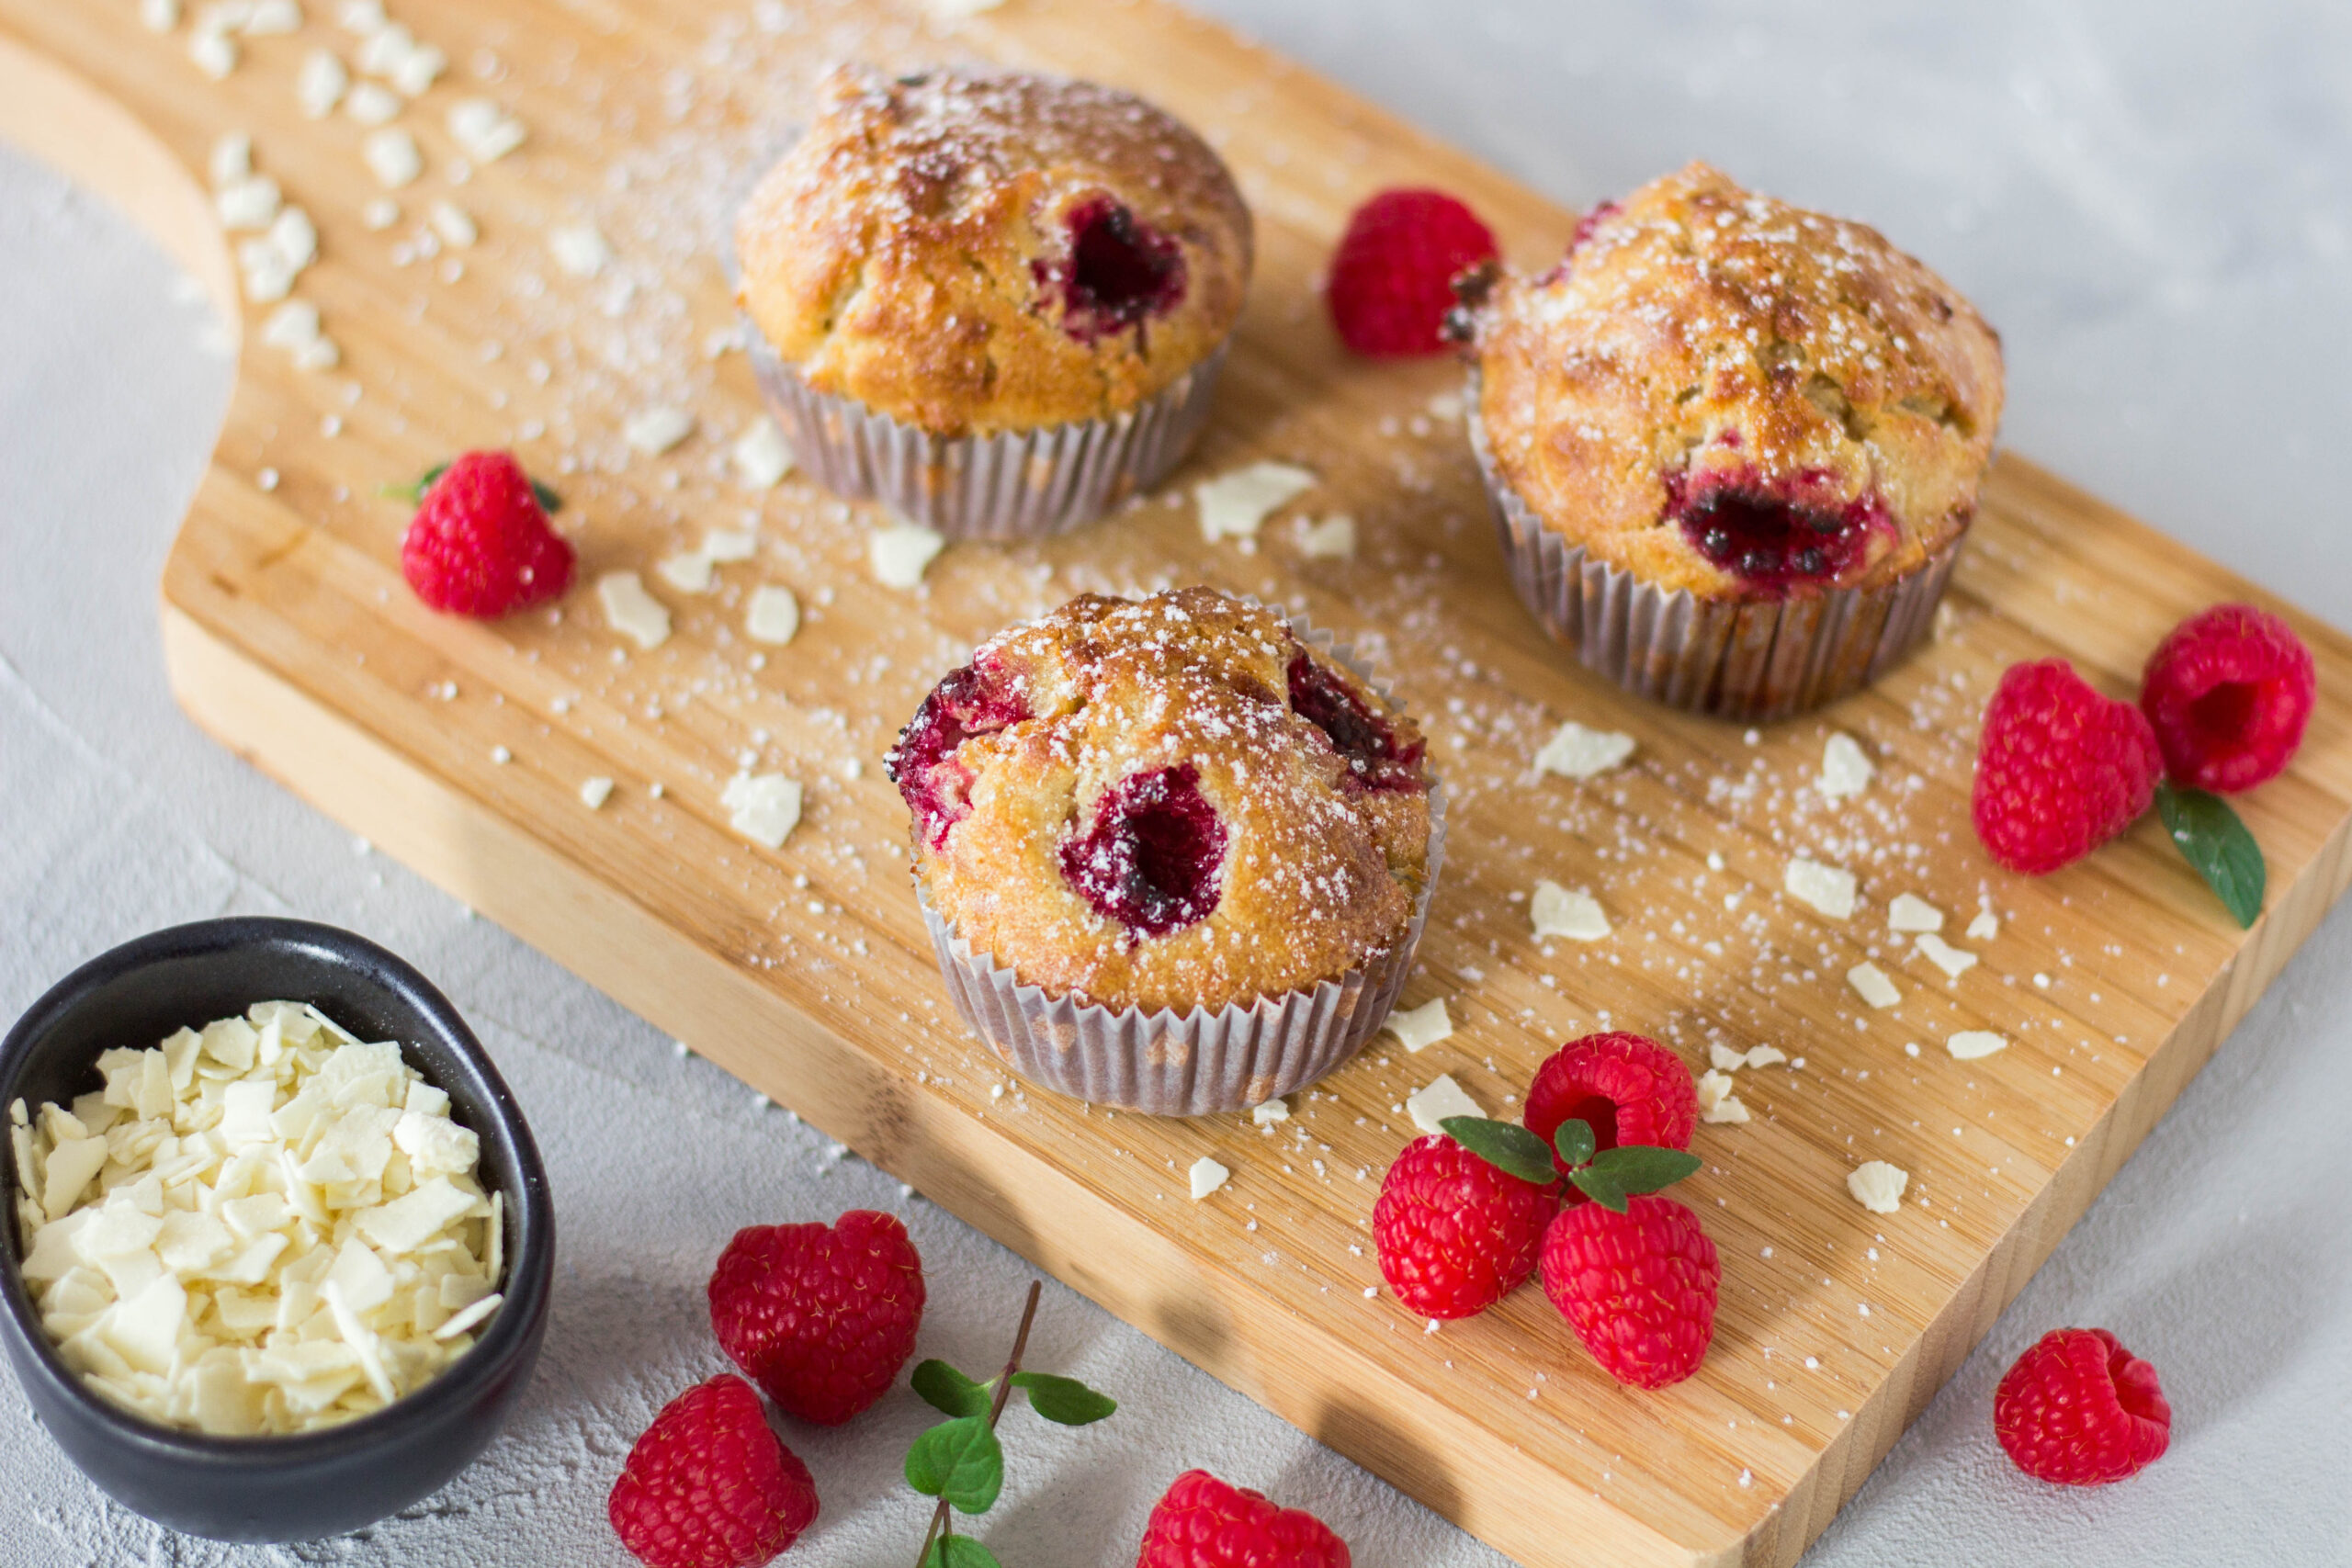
[[164, 9, 2169, 1503]]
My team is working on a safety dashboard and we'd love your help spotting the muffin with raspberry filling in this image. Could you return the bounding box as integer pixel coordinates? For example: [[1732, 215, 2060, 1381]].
[[736, 66, 1252, 538], [890, 588, 1441, 1114], [1464, 162, 2004, 719]]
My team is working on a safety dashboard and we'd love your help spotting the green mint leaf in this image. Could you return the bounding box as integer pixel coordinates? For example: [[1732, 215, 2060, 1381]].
[[903, 1416, 1003, 1515], [1552, 1118, 1597, 1170], [924, 1538, 1004, 1568], [2156, 782, 2265, 929], [1569, 1168, 1629, 1213], [1438, 1117, 1555, 1185], [1010, 1371, 1117, 1426], [1587, 1145, 1702, 1196], [911, 1359, 992, 1421], [528, 478, 564, 514]]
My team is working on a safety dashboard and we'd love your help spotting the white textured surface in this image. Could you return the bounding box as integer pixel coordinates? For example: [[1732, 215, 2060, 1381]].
[[3, 0, 2351, 1561]]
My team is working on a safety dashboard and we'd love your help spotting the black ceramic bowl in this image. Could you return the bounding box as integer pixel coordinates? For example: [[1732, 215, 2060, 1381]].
[[0, 918, 555, 1542]]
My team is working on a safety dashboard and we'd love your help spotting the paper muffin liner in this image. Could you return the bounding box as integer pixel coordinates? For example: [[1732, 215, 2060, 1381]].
[[749, 335, 1228, 542], [1466, 376, 1967, 722], [914, 617, 1447, 1118]]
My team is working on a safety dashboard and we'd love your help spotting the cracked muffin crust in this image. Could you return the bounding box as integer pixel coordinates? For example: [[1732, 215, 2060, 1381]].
[[1468, 162, 2004, 602], [736, 66, 1253, 438], [890, 589, 1432, 1015]]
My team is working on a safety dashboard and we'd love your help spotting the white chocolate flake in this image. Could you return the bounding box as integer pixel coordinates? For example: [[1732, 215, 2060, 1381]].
[[1785, 858, 1858, 919], [1916, 933, 1978, 980], [1848, 1160, 1909, 1213], [447, 98, 526, 163], [1888, 893, 1944, 933], [1406, 1074, 1483, 1136], [1696, 1070, 1750, 1124], [1382, 998, 1453, 1054], [296, 48, 348, 118], [1530, 880, 1610, 942], [361, 128, 422, 188], [1847, 962, 1901, 1010], [595, 571, 670, 650], [1196, 461, 1315, 543], [871, 524, 944, 590], [730, 419, 793, 489], [744, 585, 800, 646], [548, 223, 612, 279], [623, 405, 694, 456], [1294, 514, 1356, 559], [721, 773, 802, 851], [1533, 721, 1634, 781], [1819, 732, 1876, 799], [1188, 1156, 1229, 1201]]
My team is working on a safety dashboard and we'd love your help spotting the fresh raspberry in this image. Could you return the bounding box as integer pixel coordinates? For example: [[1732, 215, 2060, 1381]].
[[1373, 1134, 1558, 1319], [1972, 660, 2163, 874], [1135, 1470, 1351, 1568], [708, 1210, 924, 1426], [1538, 1195, 1719, 1389], [1327, 188, 1498, 356], [398, 450, 574, 616], [608, 1373, 818, 1568], [1994, 1328, 2171, 1486], [1524, 1032, 1697, 1181], [2141, 604, 2315, 793]]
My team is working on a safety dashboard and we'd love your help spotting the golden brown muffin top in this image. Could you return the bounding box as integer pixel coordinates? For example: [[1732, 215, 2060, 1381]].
[[736, 66, 1253, 438], [1470, 162, 2004, 601], [890, 589, 1432, 1015]]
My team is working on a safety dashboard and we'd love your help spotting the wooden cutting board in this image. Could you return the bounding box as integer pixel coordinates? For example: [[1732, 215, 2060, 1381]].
[[6, 2, 2349, 1562]]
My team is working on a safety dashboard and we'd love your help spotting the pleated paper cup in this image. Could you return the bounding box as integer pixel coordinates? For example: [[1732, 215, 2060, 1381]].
[[749, 335, 1227, 541], [1467, 375, 1966, 723], [913, 618, 1446, 1118]]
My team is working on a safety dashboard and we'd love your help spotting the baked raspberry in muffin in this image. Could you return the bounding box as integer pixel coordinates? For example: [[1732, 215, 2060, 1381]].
[[891, 589, 1441, 1112], [735, 67, 1252, 536], [1464, 163, 2005, 718]]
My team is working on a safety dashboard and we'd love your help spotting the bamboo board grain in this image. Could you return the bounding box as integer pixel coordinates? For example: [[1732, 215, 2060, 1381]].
[[7, 2, 2352, 1563]]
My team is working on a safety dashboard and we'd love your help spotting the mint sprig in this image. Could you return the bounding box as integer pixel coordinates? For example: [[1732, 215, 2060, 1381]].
[[905, 1281, 1117, 1566], [1440, 1115, 1701, 1213], [2156, 781, 2265, 929]]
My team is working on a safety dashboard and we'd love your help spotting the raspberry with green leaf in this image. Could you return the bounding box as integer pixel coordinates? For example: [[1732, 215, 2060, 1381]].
[[1523, 1032, 1697, 1183], [1372, 1132, 1557, 1319], [2141, 603, 2314, 793], [394, 449, 574, 617], [1452, 1112, 1719, 1389]]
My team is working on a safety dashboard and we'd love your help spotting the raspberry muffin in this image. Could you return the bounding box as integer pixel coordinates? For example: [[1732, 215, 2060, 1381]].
[[736, 66, 1252, 538], [890, 588, 1442, 1114], [1463, 162, 2004, 719]]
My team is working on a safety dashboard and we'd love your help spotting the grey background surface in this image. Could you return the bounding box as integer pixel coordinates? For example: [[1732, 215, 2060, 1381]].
[[3, 1, 2349, 1562]]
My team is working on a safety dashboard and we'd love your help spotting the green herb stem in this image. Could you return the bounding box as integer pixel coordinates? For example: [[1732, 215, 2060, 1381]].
[[915, 1280, 1042, 1567]]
